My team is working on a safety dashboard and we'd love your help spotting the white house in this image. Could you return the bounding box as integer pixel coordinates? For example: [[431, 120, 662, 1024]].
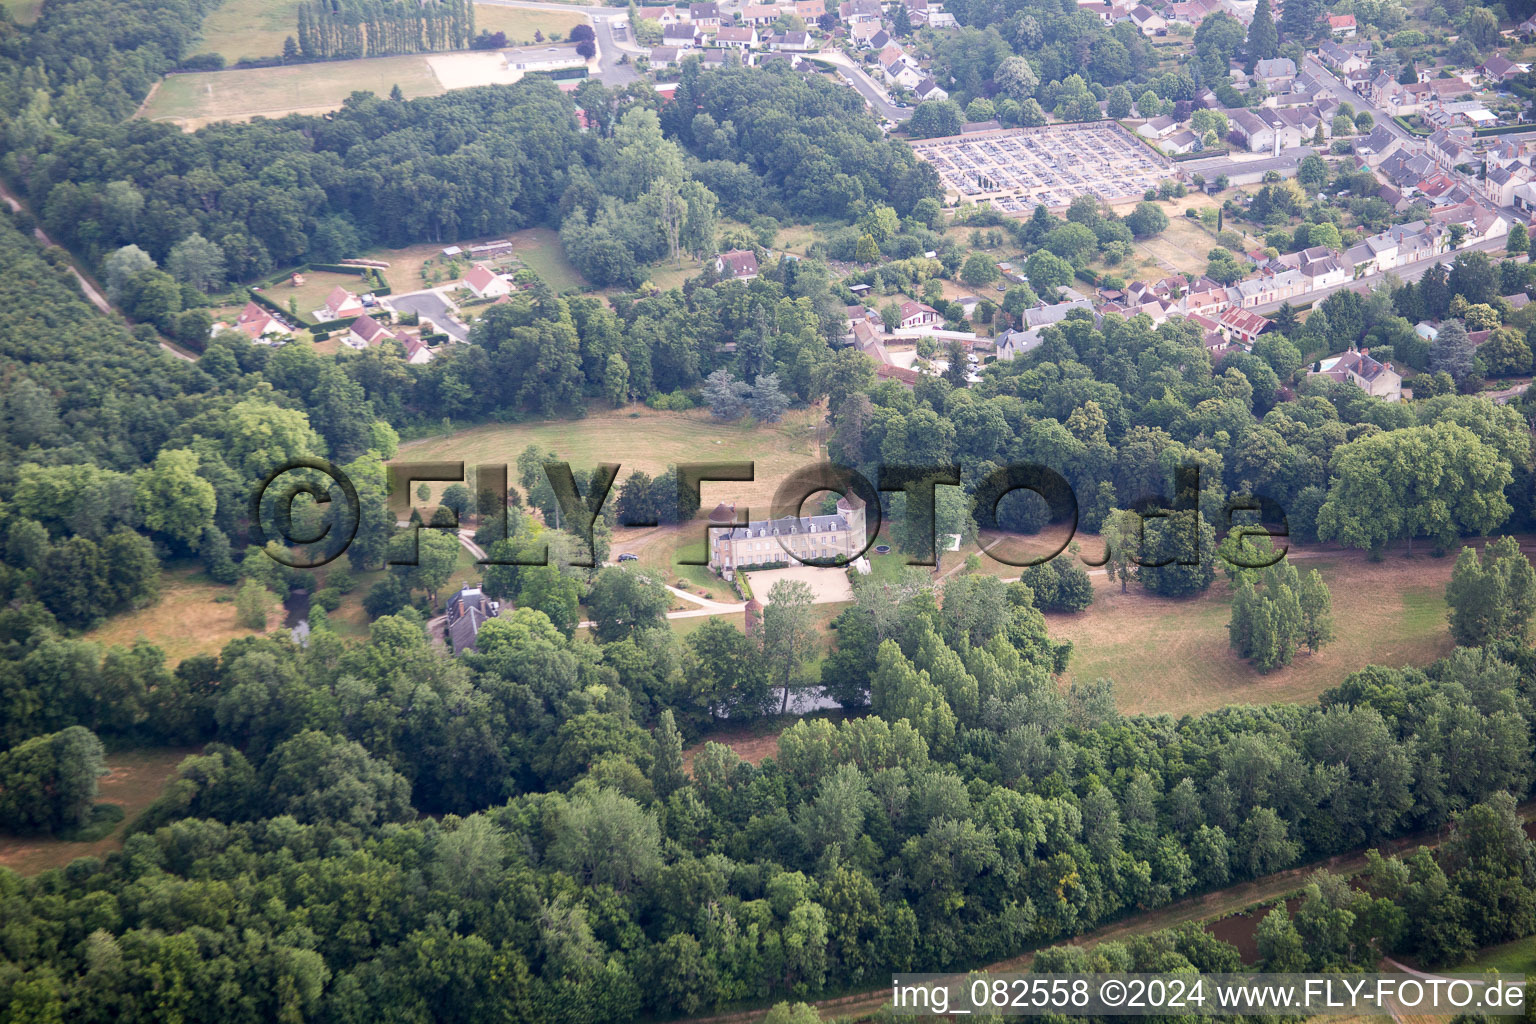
[[898, 299, 941, 329], [464, 263, 512, 299], [320, 285, 365, 321]]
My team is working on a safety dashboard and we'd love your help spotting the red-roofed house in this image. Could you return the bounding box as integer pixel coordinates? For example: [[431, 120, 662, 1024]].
[[795, 0, 825, 18], [743, 4, 780, 24], [321, 286, 365, 321], [464, 263, 512, 298], [1327, 13, 1356, 36], [401, 335, 436, 364], [346, 314, 395, 349], [898, 300, 940, 329], [716, 249, 760, 280], [1218, 305, 1273, 345], [232, 300, 288, 340]]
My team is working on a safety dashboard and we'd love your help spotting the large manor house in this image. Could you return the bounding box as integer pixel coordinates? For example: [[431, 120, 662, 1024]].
[[708, 494, 868, 577]]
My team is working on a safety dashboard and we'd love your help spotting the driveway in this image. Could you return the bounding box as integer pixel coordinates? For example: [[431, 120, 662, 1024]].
[[744, 565, 854, 604], [386, 288, 468, 342]]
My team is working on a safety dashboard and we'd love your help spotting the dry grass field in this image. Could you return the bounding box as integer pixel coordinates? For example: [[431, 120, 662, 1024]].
[[83, 568, 260, 665], [0, 747, 199, 876], [472, 6, 588, 44], [1050, 548, 1455, 717]]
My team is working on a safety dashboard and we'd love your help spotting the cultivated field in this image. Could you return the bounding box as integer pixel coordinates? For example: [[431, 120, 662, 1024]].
[[0, 747, 199, 876], [399, 405, 825, 511], [1051, 548, 1455, 717]]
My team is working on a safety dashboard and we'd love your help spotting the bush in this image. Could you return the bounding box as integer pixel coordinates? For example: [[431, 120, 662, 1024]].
[[312, 587, 342, 612], [326, 567, 357, 593]]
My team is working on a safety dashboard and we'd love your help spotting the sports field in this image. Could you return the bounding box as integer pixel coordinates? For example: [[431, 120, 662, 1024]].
[[1051, 548, 1455, 717], [141, 55, 448, 129]]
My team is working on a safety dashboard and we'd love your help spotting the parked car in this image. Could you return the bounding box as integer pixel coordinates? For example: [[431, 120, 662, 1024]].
[[617, 552, 639, 562]]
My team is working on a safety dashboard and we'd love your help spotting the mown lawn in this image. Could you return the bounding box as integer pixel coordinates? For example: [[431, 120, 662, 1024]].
[[398, 405, 824, 512], [508, 227, 586, 292]]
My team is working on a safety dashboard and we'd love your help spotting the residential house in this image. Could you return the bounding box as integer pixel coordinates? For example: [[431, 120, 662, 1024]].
[[914, 77, 948, 102], [1160, 130, 1202, 155], [849, 20, 882, 45], [649, 44, 682, 66], [1166, 0, 1217, 25], [716, 248, 760, 280], [1218, 305, 1272, 344], [1480, 54, 1522, 85], [1136, 114, 1180, 139], [794, 0, 825, 19], [346, 314, 395, 349], [401, 335, 435, 364], [226, 300, 289, 341], [1226, 105, 1321, 152], [879, 45, 922, 88], [716, 25, 758, 49], [1253, 57, 1297, 91], [1020, 297, 1094, 330], [867, 27, 891, 49], [769, 30, 813, 49], [905, 0, 930, 22], [446, 585, 501, 654], [1128, 4, 1166, 33], [689, 2, 722, 27], [898, 299, 941, 328], [1429, 201, 1508, 245], [742, 3, 781, 23], [1319, 40, 1369, 76], [662, 22, 699, 47], [838, 0, 882, 22], [995, 326, 1047, 360], [1483, 163, 1532, 207], [1311, 346, 1403, 400], [320, 285, 364, 321], [464, 263, 512, 298], [637, 5, 681, 22], [927, 8, 956, 26], [1354, 123, 1403, 164], [1327, 13, 1356, 36], [696, 47, 740, 67]]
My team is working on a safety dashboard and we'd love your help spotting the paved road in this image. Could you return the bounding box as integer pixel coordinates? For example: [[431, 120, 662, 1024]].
[[591, 13, 642, 86], [1249, 235, 1510, 315], [820, 51, 913, 122], [0, 179, 197, 362], [385, 288, 469, 341], [1303, 55, 1408, 142]]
